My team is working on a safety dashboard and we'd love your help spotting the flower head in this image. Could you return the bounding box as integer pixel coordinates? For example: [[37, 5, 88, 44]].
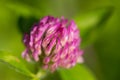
[[22, 16, 83, 72]]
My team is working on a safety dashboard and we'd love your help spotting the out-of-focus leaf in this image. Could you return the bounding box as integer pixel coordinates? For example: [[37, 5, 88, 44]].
[[75, 7, 113, 48], [0, 51, 34, 77], [6, 2, 43, 17], [6, 3, 31, 16], [59, 64, 96, 80], [18, 16, 39, 34]]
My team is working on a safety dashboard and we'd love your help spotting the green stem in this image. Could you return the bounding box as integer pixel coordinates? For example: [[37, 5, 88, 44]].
[[31, 70, 46, 80]]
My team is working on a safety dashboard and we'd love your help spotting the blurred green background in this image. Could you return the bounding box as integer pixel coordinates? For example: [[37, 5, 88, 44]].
[[0, 0, 120, 80]]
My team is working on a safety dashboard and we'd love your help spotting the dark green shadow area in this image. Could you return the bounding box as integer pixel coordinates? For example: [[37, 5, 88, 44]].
[[18, 16, 39, 34]]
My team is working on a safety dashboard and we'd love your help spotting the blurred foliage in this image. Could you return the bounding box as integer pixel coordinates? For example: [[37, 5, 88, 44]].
[[18, 16, 39, 34], [59, 64, 96, 80], [0, 51, 34, 77], [75, 7, 113, 48], [0, 0, 120, 80]]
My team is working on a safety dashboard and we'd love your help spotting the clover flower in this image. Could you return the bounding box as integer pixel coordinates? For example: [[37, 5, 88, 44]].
[[22, 16, 83, 72]]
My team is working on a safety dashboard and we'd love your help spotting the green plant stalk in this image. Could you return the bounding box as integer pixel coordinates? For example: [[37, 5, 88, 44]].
[[31, 69, 46, 80]]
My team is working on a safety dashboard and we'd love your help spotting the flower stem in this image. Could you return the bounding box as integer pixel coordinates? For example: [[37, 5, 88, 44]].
[[31, 70, 46, 80]]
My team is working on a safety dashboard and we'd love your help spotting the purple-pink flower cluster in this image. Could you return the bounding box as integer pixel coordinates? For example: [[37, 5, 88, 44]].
[[22, 16, 83, 72]]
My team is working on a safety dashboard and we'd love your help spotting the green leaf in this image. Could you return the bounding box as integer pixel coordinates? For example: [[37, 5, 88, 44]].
[[59, 64, 96, 80], [18, 16, 39, 34], [0, 51, 34, 77], [6, 2, 43, 17], [75, 7, 113, 48]]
